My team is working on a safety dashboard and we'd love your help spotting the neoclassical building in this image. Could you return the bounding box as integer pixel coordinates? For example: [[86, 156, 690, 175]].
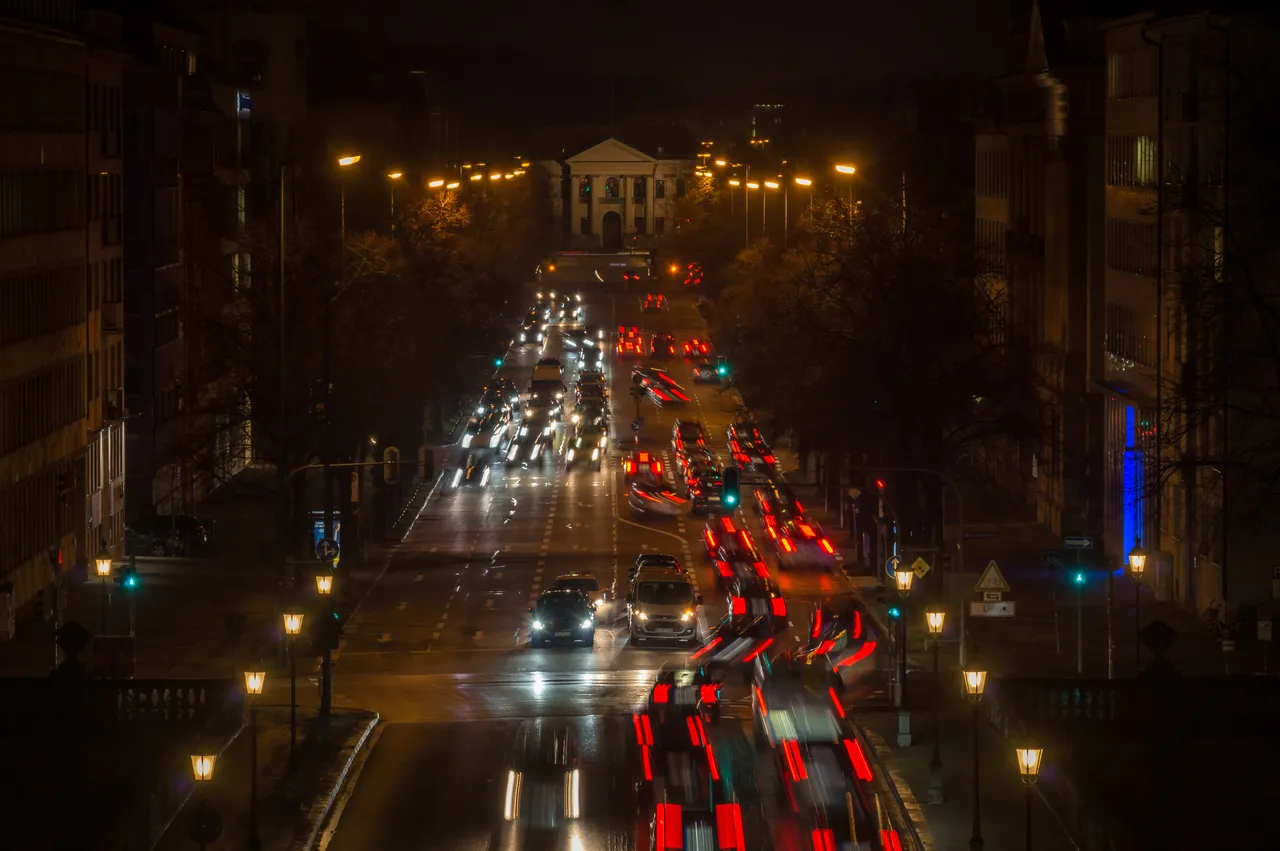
[[543, 137, 696, 253]]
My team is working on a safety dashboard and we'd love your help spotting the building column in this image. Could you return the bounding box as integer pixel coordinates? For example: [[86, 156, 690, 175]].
[[645, 174, 656, 237]]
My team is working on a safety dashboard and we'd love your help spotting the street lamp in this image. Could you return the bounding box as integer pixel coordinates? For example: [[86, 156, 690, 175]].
[[190, 752, 216, 782], [187, 750, 219, 850], [1015, 745, 1044, 851], [1128, 540, 1147, 673], [244, 670, 266, 851], [963, 669, 988, 851], [283, 611, 304, 762], [714, 159, 727, 167], [315, 573, 334, 716], [386, 171, 404, 223], [892, 566, 913, 707], [834, 163, 857, 217], [894, 567, 915, 594], [337, 155, 360, 167], [446, 181, 460, 190], [926, 608, 946, 803], [95, 542, 111, 635], [794, 176, 814, 212], [470, 173, 483, 181], [427, 178, 444, 188]]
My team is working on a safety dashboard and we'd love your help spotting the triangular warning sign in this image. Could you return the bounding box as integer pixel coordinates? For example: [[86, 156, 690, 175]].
[[974, 560, 1011, 593]]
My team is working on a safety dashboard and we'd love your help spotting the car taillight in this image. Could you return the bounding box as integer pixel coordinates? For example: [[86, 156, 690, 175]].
[[829, 687, 845, 718], [655, 803, 682, 851], [763, 454, 776, 464], [810, 829, 836, 851], [720, 516, 736, 533], [843, 737, 874, 782], [691, 636, 722, 659], [716, 560, 732, 577], [753, 562, 770, 578], [715, 803, 746, 851], [766, 526, 778, 540], [641, 745, 653, 780], [638, 452, 650, 462], [880, 830, 904, 851], [624, 461, 636, 474], [699, 683, 719, 704], [653, 683, 672, 703], [782, 739, 808, 781], [798, 523, 816, 538], [705, 530, 717, 549], [633, 713, 655, 745], [812, 608, 822, 639], [731, 596, 746, 616], [819, 538, 835, 554], [770, 597, 786, 617], [652, 460, 663, 474], [742, 637, 772, 663], [780, 539, 795, 553]]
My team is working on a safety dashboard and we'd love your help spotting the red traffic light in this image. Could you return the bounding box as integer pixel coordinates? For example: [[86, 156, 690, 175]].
[[875, 479, 885, 491]]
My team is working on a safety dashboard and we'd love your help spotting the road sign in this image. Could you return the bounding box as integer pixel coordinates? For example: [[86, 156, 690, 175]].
[[631, 419, 643, 432], [910, 556, 932, 578], [885, 555, 902, 577], [982, 591, 1003, 602], [1042, 551, 1062, 570], [1064, 536, 1093, 550], [974, 560, 1010, 593], [969, 600, 1016, 618], [316, 537, 340, 561]]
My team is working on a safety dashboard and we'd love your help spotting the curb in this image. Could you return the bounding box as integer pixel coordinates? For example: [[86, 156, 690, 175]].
[[290, 712, 381, 851], [861, 727, 933, 851]]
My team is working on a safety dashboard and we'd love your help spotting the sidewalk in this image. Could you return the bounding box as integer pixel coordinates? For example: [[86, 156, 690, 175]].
[[858, 668, 1078, 851], [154, 706, 376, 851]]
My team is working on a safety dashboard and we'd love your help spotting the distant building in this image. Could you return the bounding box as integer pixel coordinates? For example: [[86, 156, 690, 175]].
[[0, 1, 93, 616], [544, 137, 697, 253]]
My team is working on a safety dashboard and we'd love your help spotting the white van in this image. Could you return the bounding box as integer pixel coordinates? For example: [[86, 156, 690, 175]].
[[627, 567, 702, 647]]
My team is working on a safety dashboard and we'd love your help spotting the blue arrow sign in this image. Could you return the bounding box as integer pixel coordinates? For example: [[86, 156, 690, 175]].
[[316, 537, 340, 561], [1063, 536, 1093, 550], [885, 555, 902, 577]]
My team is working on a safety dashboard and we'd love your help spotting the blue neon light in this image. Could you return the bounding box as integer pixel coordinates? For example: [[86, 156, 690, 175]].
[[1122, 406, 1141, 563]]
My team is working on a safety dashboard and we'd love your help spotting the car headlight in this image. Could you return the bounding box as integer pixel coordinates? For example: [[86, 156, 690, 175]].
[[591, 448, 599, 460], [531, 620, 544, 630], [524, 409, 534, 417], [681, 610, 694, 622], [572, 413, 580, 423], [567, 448, 575, 462], [580, 619, 593, 630], [635, 611, 647, 621]]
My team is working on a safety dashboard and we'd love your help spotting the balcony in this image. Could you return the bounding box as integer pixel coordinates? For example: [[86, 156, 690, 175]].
[[102, 301, 124, 334]]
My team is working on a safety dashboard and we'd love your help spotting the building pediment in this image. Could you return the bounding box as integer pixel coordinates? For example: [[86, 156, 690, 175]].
[[565, 138, 658, 174]]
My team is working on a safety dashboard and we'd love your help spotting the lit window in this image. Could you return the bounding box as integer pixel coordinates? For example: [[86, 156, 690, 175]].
[[605, 177, 619, 198], [578, 177, 591, 201]]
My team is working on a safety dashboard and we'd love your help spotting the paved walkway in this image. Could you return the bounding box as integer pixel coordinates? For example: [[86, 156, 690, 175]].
[[153, 706, 367, 851]]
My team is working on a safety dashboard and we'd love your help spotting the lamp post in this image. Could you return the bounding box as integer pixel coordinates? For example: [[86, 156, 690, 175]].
[[244, 670, 266, 851], [763, 179, 782, 244], [327, 154, 361, 567], [1015, 744, 1044, 851], [894, 567, 914, 707], [315, 573, 334, 716], [834, 163, 857, 219], [386, 171, 403, 224], [94, 542, 111, 634], [926, 607, 946, 803], [283, 611, 304, 762], [1128, 540, 1147, 673], [794, 176, 813, 212], [963, 669, 988, 851], [187, 751, 220, 851]]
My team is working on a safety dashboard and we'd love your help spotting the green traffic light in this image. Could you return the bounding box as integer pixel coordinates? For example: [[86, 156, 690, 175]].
[[724, 494, 737, 505], [494, 358, 503, 367], [1073, 572, 1085, 585], [717, 365, 728, 375], [887, 606, 901, 618]]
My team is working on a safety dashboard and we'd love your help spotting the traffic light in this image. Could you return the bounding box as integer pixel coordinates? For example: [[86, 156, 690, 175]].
[[721, 466, 740, 507], [875, 478, 885, 519], [1072, 571, 1086, 586], [494, 357, 503, 368], [887, 606, 902, 619], [55, 473, 69, 505], [716, 356, 729, 377], [382, 446, 401, 484], [114, 556, 138, 590]]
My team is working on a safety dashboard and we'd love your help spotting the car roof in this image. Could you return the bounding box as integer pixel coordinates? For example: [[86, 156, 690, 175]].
[[634, 565, 692, 583], [635, 553, 681, 565], [536, 589, 590, 604], [555, 573, 598, 584]]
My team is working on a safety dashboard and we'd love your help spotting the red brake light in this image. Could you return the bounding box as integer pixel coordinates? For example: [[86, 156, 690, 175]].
[[819, 538, 835, 554], [812, 609, 822, 639], [829, 687, 845, 718], [798, 523, 816, 538], [766, 526, 778, 539], [690, 636, 722, 658], [720, 516, 736, 533], [653, 683, 672, 703], [705, 530, 717, 549], [853, 610, 862, 638], [731, 596, 746, 616], [782, 739, 808, 781], [642, 744, 653, 780], [716, 560, 732, 577], [715, 803, 746, 851], [835, 640, 877, 669], [655, 803, 682, 851], [771, 597, 786, 617], [652, 460, 663, 474], [687, 715, 702, 746], [843, 737, 874, 782], [633, 713, 655, 745], [780, 538, 795, 553], [763, 454, 776, 464], [699, 683, 719, 704], [811, 829, 836, 851], [742, 637, 773, 662], [705, 743, 720, 780], [638, 452, 650, 462], [881, 830, 904, 851], [753, 561, 769, 578]]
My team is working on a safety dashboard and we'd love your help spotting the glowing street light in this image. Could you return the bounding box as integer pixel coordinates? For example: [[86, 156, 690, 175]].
[[834, 163, 857, 174], [894, 567, 915, 594], [963, 668, 988, 849], [763, 180, 779, 189], [728, 179, 741, 187], [1016, 744, 1045, 849], [427, 179, 445, 188], [470, 173, 483, 181], [315, 574, 334, 595], [95, 541, 111, 634], [490, 173, 502, 181], [337, 155, 361, 167], [715, 159, 727, 167], [1129, 539, 1148, 673], [926, 607, 946, 802], [386, 171, 403, 180], [446, 181, 460, 189], [504, 173, 514, 179], [243, 668, 266, 847], [283, 610, 304, 761], [244, 670, 266, 695], [190, 753, 216, 782], [746, 181, 760, 190], [794, 177, 812, 186]]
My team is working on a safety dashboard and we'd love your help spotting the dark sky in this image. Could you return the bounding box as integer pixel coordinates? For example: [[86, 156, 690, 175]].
[[307, 0, 1010, 100]]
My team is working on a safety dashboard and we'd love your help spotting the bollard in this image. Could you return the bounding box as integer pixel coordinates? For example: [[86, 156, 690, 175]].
[[896, 710, 912, 747]]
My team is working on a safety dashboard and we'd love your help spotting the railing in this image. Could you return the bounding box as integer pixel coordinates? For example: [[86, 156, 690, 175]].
[[854, 722, 926, 851], [0, 677, 243, 735]]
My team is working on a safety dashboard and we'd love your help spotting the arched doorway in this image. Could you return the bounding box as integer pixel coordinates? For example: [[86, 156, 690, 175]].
[[601, 211, 622, 253]]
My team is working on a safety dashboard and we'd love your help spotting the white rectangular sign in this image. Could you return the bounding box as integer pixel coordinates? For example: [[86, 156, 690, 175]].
[[969, 600, 1016, 618]]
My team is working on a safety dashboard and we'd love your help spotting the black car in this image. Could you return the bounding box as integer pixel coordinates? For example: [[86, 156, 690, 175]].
[[726, 574, 788, 632], [630, 553, 683, 580], [689, 470, 725, 516], [528, 590, 596, 646], [124, 514, 213, 557], [450, 453, 491, 488], [518, 315, 543, 345], [650, 332, 677, 360]]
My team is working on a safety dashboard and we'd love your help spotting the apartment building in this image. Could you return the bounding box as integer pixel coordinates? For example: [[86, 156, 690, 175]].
[[1105, 9, 1280, 611], [0, 0, 89, 615]]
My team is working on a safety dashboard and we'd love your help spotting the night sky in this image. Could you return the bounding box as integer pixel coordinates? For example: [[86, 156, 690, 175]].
[[308, 0, 1011, 100]]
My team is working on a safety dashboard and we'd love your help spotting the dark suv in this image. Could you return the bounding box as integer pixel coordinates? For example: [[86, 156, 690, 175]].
[[125, 515, 213, 557]]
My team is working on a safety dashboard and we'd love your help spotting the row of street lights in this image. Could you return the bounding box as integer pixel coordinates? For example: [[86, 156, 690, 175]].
[[889, 567, 1045, 851], [698, 158, 860, 247]]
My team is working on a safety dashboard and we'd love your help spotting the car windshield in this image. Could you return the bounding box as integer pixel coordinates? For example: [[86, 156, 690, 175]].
[[637, 582, 693, 606], [537, 595, 587, 616], [557, 578, 598, 595], [677, 423, 702, 438]]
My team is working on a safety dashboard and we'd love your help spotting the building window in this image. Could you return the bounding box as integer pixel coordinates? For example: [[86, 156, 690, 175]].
[[1107, 49, 1158, 99], [0, 66, 83, 133], [633, 178, 646, 201], [1106, 218, 1158, 276], [655, 217, 665, 235], [655, 180, 665, 199], [0, 265, 86, 347], [0, 357, 86, 454], [1105, 302, 1153, 367], [676, 179, 686, 199], [976, 217, 1007, 272], [1106, 135, 1157, 187], [578, 177, 591, 201], [634, 216, 645, 235], [236, 185, 247, 226], [580, 216, 591, 235], [604, 177, 619, 198]]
